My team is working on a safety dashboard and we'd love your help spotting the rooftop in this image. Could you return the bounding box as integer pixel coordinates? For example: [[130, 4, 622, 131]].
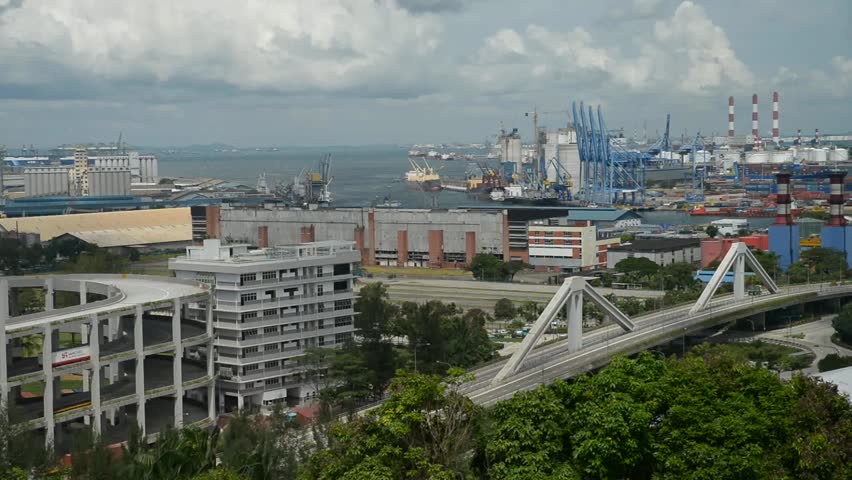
[[609, 238, 700, 253], [813, 366, 852, 401], [171, 239, 358, 266], [0, 207, 192, 244]]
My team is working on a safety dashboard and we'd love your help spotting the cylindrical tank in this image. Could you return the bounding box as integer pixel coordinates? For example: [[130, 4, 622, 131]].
[[769, 151, 792, 164], [812, 148, 827, 163], [745, 152, 769, 164], [829, 148, 849, 162]]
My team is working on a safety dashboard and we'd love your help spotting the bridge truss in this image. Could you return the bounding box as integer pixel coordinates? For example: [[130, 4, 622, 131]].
[[492, 242, 781, 385]]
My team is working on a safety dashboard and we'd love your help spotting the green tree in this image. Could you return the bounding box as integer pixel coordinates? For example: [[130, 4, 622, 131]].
[[517, 301, 543, 324], [614, 257, 659, 282], [656, 262, 698, 291], [493, 298, 515, 321], [469, 254, 504, 281], [705, 224, 719, 238], [817, 353, 852, 372], [832, 303, 852, 344], [302, 370, 479, 480], [749, 248, 780, 277], [442, 309, 498, 368], [477, 351, 852, 479]]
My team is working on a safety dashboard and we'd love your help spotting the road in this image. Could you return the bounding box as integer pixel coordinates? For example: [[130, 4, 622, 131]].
[[358, 277, 664, 313], [754, 315, 852, 375], [462, 283, 852, 406]]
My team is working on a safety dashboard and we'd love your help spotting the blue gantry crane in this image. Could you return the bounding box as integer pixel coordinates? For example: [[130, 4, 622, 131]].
[[572, 101, 648, 206]]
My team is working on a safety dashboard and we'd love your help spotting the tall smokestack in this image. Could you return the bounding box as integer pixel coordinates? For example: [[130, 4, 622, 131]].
[[815, 128, 821, 146], [796, 129, 802, 146], [752, 94, 760, 150], [774, 172, 793, 225], [828, 170, 846, 226], [728, 96, 735, 137], [772, 91, 779, 145]]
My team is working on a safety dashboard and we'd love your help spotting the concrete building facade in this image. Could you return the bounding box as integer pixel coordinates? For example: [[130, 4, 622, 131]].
[[528, 219, 621, 272], [0, 275, 215, 452], [607, 238, 702, 268], [169, 239, 360, 413], [214, 206, 508, 268]]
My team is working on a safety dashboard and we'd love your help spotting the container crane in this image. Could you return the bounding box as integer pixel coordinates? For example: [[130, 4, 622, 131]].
[[647, 113, 671, 157]]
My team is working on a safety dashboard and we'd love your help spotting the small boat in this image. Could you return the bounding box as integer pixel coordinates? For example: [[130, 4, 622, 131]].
[[376, 195, 402, 208]]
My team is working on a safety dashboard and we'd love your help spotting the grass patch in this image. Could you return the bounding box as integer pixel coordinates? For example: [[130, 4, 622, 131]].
[[709, 341, 814, 371], [363, 265, 472, 278]]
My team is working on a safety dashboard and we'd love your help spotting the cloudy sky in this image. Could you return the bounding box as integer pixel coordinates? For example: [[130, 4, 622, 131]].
[[1, 0, 850, 146]]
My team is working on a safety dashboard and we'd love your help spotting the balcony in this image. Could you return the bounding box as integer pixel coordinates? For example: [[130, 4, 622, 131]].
[[216, 346, 304, 366], [215, 291, 354, 313]]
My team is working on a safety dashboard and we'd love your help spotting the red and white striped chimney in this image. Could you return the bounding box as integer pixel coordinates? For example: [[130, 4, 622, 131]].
[[774, 172, 793, 225], [797, 129, 802, 145], [828, 170, 846, 226], [772, 91, 779, 144], [728, 96, 735, 137], [752, 94, 760, 150], [815, 128, 821, 145]]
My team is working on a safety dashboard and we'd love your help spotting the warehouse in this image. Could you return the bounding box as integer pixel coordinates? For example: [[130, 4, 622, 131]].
[[606, 238, 702, 268]]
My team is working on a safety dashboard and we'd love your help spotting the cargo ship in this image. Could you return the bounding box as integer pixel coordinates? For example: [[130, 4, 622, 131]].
[[690, 202, 801, 217], [405, 158, 442, 192]]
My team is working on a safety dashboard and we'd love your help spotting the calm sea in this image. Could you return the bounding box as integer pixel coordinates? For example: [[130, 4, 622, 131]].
[[155, 145, 772, 228]]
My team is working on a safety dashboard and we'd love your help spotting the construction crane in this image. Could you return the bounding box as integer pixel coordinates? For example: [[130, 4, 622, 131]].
[[646, 113, 670, 156], [684, 132, 708, 202]]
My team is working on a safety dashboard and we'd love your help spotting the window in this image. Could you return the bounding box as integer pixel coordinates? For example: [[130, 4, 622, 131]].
[[265, 360, 279, 369], [263, 326, 278, 335], [243, 329, 258, 339], [265, 343, 280, 352], [318, 320, 325, 330], [317, 266, 325, 278], [265, 378, 280, 385], [318, 336, 325, 346], [265, 289, 276, 299], [241, 311, 258, 322], [263, 309, 277, 317], [334, 299, 352, 311], [335, 332, 352, 344], [243, 346, 259, 356], [240, 293, 257, 305], [544, 231, 554, 237], [240, 273, 256, 285], [244, 364, 259, 372], [334, 316, 352, 327], [317, 303, 325, 313], [333, 263, 351, 275], [317, 284, 324, 297], [262, 271, 277, 280]]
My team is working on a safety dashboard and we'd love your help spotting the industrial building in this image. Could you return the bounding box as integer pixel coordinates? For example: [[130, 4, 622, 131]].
[[527, 218, 621, 272], [606, 238, 702, 268], [0, 207, 193, 250], [701, 235, 769, 268], [0, 275, 216, 451], [169, 239, 360, 412], [209, 205, 641, 273]]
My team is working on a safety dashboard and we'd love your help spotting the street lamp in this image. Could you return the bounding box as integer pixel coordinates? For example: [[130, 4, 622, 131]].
[[413, 340, 430, 374]]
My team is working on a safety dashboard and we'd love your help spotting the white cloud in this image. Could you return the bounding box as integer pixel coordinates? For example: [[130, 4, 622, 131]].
[[0, 0, 441, 96], [652, 1, 753, 93], [466, 1, 751, 96]]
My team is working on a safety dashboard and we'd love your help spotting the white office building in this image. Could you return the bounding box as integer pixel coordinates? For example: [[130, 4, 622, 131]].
[[169, 239, 360, 413]]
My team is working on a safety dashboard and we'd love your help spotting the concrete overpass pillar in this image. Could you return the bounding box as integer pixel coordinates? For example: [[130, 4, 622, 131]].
[[0, 280, 9, 410], [44, 278, 54, 311], [79, 281, 88, 305], [172, 300, 184, 428], [566, 292, 583, 354], [734, 255, 745, 300], [42, 324, 55, 450], [89, 315, 102, 435], [134, 305, 146, 436]]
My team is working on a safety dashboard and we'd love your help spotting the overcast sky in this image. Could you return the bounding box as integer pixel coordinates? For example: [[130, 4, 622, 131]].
[[1, 0, 850, 147]]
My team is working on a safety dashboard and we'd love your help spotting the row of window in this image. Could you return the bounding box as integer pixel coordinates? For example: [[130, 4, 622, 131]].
[[239, 265, 354, 286]]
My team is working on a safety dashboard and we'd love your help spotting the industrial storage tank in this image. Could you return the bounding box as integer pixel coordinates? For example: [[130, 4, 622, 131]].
[[769, 150, 793, 164], [23, 167, 71, 197], [88, 167, 131, 196], [745, 152, 769, 164], [829, 147, 849, 162], [810, 148, 828, 163]]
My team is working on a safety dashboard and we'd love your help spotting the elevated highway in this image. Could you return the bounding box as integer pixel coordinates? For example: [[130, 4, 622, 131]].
[[463, 282, 852, 406]]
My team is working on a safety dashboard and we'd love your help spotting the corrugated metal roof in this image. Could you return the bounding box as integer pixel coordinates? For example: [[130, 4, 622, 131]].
[[0, 208, 192, 245], [65, 224, 191, 247], [565, 208, 642, 222]]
